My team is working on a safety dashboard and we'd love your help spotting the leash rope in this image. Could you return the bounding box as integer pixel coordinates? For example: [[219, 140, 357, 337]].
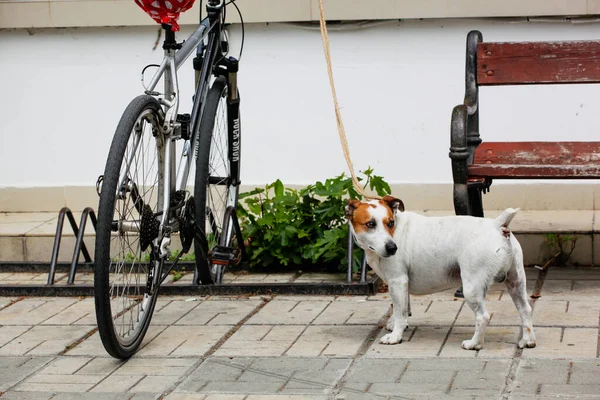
[[317, 0, 380, 200]]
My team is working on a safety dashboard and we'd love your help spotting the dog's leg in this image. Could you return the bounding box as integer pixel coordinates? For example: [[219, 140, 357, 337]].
[[461, 278, 490, 350], [386, 295, 411, 331], [505, 259, 536, 349], [380, 276, 409, 344], [385, 305, 394, 331]]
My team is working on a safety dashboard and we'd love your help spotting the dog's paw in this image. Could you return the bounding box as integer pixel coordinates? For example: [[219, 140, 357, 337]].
[[461, 339, 482, 351], [380, 333, 402, 345], [385, 319, 394, 332], [518, 338, 537, 349]]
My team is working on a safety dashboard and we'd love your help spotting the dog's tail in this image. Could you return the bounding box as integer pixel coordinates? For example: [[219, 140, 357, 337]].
[[494, 207, 520, 228]]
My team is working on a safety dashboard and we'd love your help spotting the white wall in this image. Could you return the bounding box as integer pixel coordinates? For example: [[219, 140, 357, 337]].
[[1, 18, 600, 188]]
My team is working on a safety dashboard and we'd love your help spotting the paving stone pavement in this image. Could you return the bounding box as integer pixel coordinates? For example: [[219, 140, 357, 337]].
[[0, 268, 599, 399]]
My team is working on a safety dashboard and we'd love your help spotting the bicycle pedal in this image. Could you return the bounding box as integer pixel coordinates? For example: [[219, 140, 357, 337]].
[[211, 245, 239, 266]]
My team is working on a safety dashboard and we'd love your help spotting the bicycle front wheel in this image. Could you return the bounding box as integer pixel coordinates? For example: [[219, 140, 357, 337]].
[[94, 95, 164, 359], [194, 77, 241, 284]]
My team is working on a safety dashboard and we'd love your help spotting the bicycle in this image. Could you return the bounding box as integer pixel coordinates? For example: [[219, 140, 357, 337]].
[[94, 0, 246, 359]]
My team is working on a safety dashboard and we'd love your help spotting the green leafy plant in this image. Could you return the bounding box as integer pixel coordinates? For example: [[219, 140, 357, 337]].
[[237, 168, 391, 272], [541, 233, 580, 269]]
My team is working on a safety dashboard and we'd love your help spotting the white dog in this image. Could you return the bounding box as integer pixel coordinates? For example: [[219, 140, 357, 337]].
[[346, 196, 536, 350]]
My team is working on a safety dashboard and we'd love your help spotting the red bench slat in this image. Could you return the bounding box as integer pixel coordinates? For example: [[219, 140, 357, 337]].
[[469, 142, 600, 179], [477, 41, 600, 85]]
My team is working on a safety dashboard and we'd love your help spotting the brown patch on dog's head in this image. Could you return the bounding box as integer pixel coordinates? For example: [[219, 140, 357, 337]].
[[345, 199, 361, 219], [378, 196, 403, 235], [382, 196, 404, 213], [346, 199, 376, 234]]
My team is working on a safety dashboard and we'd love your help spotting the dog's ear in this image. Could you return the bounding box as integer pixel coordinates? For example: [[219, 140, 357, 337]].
[[382, 195, 404, 213], [345, 199, 361, 219]]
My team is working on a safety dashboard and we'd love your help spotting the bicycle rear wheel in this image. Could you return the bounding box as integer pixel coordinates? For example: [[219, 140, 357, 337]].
[[94, 95, 164, 359], [194, 77, 241, 284]]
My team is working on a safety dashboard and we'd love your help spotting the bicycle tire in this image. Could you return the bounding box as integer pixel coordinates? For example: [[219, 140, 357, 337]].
[[194, 76, 241, 284], [94, 95, 164, 359]]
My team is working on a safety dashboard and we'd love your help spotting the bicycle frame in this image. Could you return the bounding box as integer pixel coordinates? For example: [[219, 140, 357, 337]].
[[118, 1, 227, 237], [114, 0, 242, 290]]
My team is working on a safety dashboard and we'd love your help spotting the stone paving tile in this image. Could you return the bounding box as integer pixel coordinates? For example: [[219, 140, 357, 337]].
[[293, 273, 346, 283], [537, 279, 600, 301], [367, 382, 449, 396], [344, 358, 410, 383], [41, 298, 95, 325], [16, 373, 106, 392], [87, 358, 197, 394], [262, 274, 296, 283], [521, 327, 598, 359], [0, 325, 31, 347], [342, 359, 509, 399], [365, 326, 449, 358], [117, 357, 197, 376], [269, 296, 336, 302], [0, 325, 95, 356], [570, 360, 600, 384], [37, 356, 92, 375], [66, 324, 167, 357], [90, 374, 144, 393], [165, 272, 194, 286], [366, 292, 391, 302], [0, 298, 79, 325], [285, 325, 373, 357], [176, 357, 350, 396], [214, 325, 304, 357], [175, 299, 262, 325], [0, 296, 19, 309], [0, 356, 53, 391], [247, 396, 328, 400], [533, 300, 599, 327], [151, 298, 208, 325], [312, 299, 389, 325], [58, 394, 152, 400], [546, 268, 600, 280], [0, 272, 50, 282], [138, 325, 231, 356], [129, 375, 183, 393], [334, 295, 368, 301], [540, 384, 600, 396], [512, 359, 571, 394], [165, 394, 246, 400], [176, 357, 254, 391], [33, 356, 124, 378], [247, 299, 330, 325], [408, 299, 463, 326], [70, 272, 94, 285], [0, 392, 55, 400], [439, 326, 519, 358]]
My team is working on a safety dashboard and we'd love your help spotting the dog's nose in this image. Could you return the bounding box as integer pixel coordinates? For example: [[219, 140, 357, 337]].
[[385, 241, 397, 256]]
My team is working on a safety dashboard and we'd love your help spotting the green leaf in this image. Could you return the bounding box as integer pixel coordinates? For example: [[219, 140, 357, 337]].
[[369, 175, 392, 196], [239, 187, 265, 199], [274, 179, 284, 198]]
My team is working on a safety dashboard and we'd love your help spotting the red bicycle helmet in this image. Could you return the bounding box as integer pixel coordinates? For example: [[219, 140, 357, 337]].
[[134, 0, 196, 31]]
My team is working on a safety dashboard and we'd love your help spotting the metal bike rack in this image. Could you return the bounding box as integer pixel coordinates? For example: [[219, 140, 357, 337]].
[[346, 224, 368, 283], [1, 205, 379, 296], [48, 207, 97, 285]]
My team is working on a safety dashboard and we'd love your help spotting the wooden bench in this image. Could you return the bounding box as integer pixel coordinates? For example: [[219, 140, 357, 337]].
[[449, 30, 600, 217]]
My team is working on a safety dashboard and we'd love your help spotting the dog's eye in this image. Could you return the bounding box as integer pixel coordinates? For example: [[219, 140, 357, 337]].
[[388, 220, 395, 228], [366, 220, 376, 229]]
